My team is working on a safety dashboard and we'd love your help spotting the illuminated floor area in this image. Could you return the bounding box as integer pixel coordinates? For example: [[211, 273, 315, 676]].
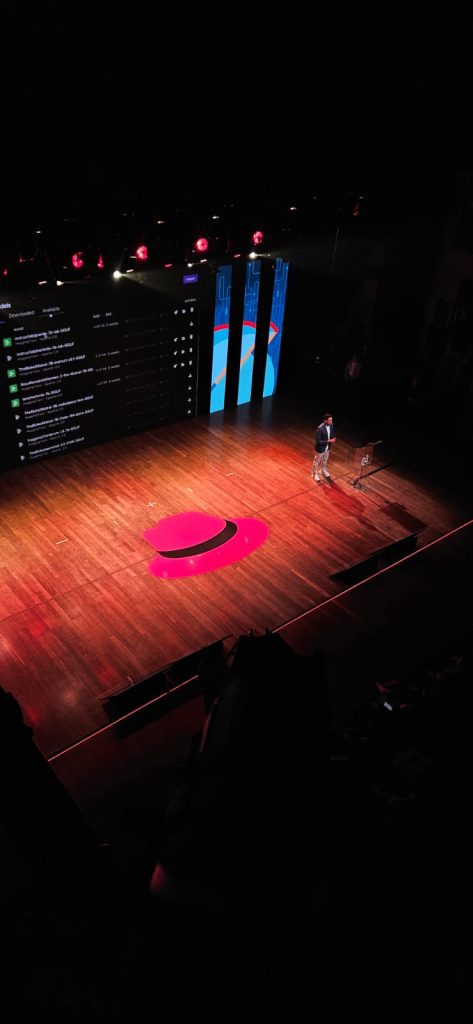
[[0, 398, 469, 758]]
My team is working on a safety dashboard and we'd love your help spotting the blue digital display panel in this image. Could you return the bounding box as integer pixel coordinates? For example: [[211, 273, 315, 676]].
[[263, 258, 289, 397], [210, 264, 232, 413], [237, 260, 261, 406]]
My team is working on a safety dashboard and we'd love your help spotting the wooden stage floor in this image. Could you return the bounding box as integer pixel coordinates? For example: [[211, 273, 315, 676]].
[[0, 397, 470, 759]]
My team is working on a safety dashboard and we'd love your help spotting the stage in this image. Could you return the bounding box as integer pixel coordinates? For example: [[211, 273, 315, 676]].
[[0, 396, 470, 760]]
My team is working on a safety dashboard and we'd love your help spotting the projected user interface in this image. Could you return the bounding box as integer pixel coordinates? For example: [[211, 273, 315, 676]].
[[0, 275, 199, 469]]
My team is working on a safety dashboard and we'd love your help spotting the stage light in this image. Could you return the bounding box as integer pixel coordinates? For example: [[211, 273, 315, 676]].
[[56, 280, 64, 286], [252, 230, 264, 246], [194, 237, 209, 253], [97, 254, 104, 269], [113, 270, 121, 279], [249, 251, 257, 260], [135, 244, 148, 261], [71, 252, 85, 269]]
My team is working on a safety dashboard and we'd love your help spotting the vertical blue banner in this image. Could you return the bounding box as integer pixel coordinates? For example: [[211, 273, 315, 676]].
[[237, 260, 261, 405], [210, 264, 233, 413], [263, 258, 289, 397]]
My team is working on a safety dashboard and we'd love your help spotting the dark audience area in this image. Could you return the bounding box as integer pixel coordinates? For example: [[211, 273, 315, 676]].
[[1, 622, 472, 1016]]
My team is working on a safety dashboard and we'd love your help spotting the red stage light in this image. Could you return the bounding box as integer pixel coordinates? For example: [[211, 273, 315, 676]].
[[195, 237, 209, 253], [252, 230, 264, 246], [71, 252, 85, 269], [97, 253, 104, 269], [135, 244, 148, 261]]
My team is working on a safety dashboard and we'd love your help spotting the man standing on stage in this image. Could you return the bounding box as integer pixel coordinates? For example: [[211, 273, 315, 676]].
[[313, 413, 336, 481]]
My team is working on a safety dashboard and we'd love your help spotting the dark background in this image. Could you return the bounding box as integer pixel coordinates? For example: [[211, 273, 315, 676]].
[[1, 10, 473, 1012]]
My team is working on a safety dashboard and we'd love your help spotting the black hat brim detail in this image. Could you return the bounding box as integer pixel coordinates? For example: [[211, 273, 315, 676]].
[[158, 520, 238, 558]]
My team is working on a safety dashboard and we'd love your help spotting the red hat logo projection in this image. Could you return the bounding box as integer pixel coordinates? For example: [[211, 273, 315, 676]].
[[144, 510, 269, 579]]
